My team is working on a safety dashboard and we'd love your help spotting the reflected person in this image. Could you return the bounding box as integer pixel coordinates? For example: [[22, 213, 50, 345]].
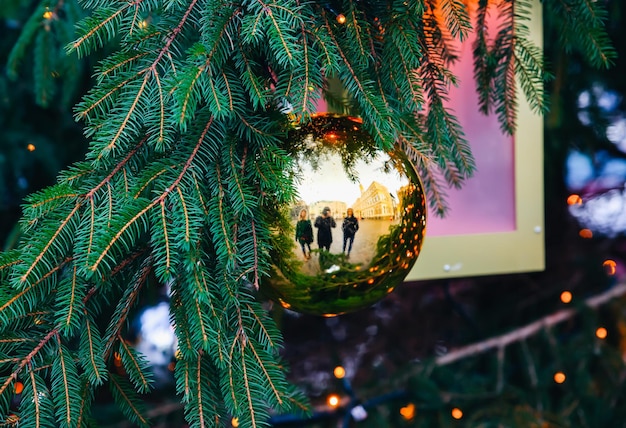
[[342, 208, 359, 257], [295, 209, 313, 259], [314, 206, 336, 251]]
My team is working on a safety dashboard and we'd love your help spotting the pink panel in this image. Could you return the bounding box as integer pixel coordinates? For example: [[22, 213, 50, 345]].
[[426, 36, 516, 236]]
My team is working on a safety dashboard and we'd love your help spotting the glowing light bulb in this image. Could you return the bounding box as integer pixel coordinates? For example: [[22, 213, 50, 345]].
[[400, 403, 415, 420], [336, 14, 346, 24], [327, 394, 340, 408], [554, 372, 566, 384], [14, 382, 24, 395], [560, 291, 572, 304], [603, 260, 617, 276], [231, 417, 239, 427], [43, 10, 53, 19], [579, 228, 593, 238], [451, 407, 463, 419], [567, 194, 582, 205], [334, 366, 345, 379], [596, 327, 608, 339], [113, 352, 123, 367], [27, 143, 36, 152]]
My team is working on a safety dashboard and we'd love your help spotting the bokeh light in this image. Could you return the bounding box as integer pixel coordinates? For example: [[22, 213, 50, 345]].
[[567, 194, 583, 205], [333, 366, 345, 379], [603, 259, 617, 275], [400, 403, 415, 420], [327, 394, 340, 408], [560, 291, 573, 304], [451, 407, 463, 419], [554, 372, 566, 384]]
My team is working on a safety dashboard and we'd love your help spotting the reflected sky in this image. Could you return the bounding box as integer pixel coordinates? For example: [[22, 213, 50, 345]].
[[295, 153, 407, 206]]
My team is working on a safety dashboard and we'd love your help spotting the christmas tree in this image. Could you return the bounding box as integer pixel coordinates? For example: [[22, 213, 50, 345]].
[[0, 0, 618, 427]]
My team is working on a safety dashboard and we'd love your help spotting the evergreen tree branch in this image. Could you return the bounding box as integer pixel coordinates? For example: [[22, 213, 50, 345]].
[[102, 255, 153, 359], [1, 258, 71, 331], [16, 203, 81, 286], [322, 10, 392, 149], [436, 282, 626, 366], [78, 311, 107, 387], [0, 328, 57, 401], [71, 5, 130, 56], [118, 336, 153, 394], [51, 336, 81, 427], [109, 374, 150, 428]]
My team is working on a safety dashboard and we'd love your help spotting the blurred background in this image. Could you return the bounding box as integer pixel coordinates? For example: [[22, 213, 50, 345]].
[[2, 1, 626, 426]]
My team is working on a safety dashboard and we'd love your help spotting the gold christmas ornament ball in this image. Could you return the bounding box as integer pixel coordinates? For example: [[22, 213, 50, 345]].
[[262, 113, 426, 316]]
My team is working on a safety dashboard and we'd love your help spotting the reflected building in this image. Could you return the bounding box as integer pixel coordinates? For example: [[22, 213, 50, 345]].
[[309, 201, 347, 219], [396, 184, 413, 218], [291, 200, 309, 220], [352, 181, 396, 219]]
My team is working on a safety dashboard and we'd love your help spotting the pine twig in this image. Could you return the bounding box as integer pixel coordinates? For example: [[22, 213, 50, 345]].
[[435, 282, 626, 366]]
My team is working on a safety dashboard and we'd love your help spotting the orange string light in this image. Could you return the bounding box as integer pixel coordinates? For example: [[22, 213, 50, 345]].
[[603, 260, 617, 276], [554, 372, 566, 384], [400, 403, 415, 420], [327, 394, 340, 408], [560, 291, 572, 304], [451, 407, 463, 419], [333, 366, 345, 379], [567, 194, 582, 205]]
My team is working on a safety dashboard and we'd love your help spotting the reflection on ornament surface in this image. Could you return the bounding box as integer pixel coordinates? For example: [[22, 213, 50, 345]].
[[262, 114, 426, 316]]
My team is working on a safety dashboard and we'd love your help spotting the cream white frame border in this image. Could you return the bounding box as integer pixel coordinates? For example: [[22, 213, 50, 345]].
[[406, 0, 545, 281]]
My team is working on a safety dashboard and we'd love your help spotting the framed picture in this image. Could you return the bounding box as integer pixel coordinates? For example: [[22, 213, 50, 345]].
[[406, 0, 545, 281]]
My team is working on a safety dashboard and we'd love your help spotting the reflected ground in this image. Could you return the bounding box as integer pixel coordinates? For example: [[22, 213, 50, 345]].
[[293, 218, 400, 276]]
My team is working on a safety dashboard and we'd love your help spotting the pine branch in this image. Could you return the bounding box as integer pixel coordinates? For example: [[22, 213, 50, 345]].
[[545, 0, 616, 69], [0, 328, 57, 407], [7, 0, 84, 108], [50, 337, 81, 427], [435, 282, 626, 366], [78, 312, 107, 387], [109, 374, 150, 428]]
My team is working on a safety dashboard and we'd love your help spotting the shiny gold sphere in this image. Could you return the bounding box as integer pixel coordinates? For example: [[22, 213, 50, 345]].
[[261, 114, 426, 316]]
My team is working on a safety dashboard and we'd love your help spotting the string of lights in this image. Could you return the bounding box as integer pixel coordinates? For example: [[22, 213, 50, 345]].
[[265, 280, 626, 427]]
